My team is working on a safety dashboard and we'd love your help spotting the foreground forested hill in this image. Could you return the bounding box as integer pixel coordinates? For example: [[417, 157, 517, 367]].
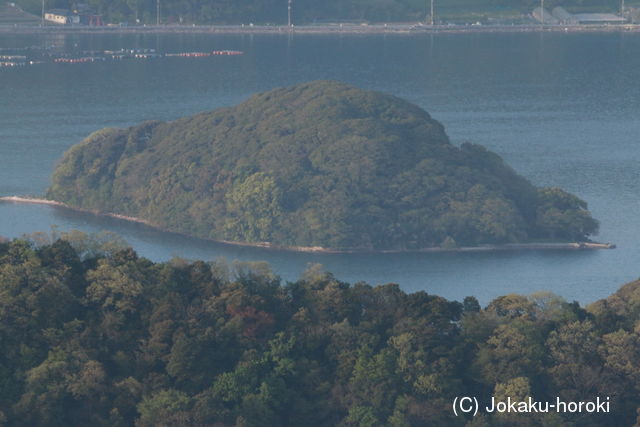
[[47, 81, 598, 251], [0, 234, 638, 426]]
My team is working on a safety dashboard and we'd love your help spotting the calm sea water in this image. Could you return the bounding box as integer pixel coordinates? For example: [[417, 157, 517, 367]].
[[1, 31, 639, 305]]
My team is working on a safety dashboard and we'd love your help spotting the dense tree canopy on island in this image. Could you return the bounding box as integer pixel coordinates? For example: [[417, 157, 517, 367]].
[[0, 234, 638, 426], [47, 81, 598, 250]]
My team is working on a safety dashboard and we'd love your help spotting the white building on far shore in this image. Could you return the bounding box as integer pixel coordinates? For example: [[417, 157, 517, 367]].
[[533, 6, 626, 25], [44, 9, 80, 25]]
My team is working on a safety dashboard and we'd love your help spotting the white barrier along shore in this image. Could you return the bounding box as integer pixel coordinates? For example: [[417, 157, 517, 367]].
[[3, 23, 640, 36]]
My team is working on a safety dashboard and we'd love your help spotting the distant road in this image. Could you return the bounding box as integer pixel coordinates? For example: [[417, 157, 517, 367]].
[[1, 23, 640, 35]]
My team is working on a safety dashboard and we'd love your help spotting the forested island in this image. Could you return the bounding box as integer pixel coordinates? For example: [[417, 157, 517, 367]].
[[0, 233, 637, 426], [47, 81, 598, 251]]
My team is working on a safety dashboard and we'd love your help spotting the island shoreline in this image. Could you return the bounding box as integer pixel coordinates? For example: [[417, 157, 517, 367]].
[[0, 196, 616, 253]]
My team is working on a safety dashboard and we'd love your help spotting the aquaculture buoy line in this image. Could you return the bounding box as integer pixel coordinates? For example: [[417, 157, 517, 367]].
[[165, 50, 244, 57], [0, 47, 244, 68]]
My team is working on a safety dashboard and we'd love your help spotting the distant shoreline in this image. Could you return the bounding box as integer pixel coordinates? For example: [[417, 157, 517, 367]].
[[1, 23, 640, 35], [0, 195, 616, 253]]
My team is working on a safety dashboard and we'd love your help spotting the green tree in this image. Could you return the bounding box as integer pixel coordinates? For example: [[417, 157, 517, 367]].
[[535, 187, 599, 241], [224, 172, 284, 242], [137, 389, 192, 426]]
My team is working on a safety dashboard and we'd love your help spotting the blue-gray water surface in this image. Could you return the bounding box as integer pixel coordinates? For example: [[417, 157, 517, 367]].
[[1, 31, 638, 305]]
